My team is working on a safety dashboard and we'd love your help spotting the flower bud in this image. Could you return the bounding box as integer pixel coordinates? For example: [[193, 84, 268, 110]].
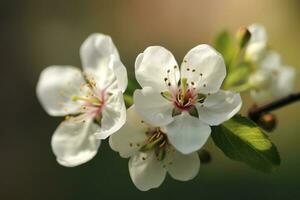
[[258, 113, 277, 132], [236, 27, 251, 49], [198, 149, 211, 164]]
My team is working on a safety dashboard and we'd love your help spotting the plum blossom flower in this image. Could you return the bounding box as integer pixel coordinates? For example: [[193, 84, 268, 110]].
[[36, 33, 127, 167], [248, 51, 296, 103], [245, 24, 296, 103], [133, 44, 242, 155], [109, 106, 200, 191]]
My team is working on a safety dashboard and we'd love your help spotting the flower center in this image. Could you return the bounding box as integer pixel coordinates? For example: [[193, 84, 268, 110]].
[[65, 77, 108, 124], [140, 128, 169, 161], [161, 78, 206, 113]]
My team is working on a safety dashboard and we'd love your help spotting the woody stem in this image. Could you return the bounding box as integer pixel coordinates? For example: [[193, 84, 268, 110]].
[[248, 92, 300, 121]]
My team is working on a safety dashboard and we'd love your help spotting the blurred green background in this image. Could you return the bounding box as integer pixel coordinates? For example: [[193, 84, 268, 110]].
[[1, 0, 300, 199]]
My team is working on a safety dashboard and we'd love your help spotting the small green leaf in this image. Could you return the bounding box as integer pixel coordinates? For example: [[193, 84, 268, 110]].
[[214, 31, 235, 69], [125, 79, 140, 96], [211, 115, 280, 172], [223, 61, 252, 89]]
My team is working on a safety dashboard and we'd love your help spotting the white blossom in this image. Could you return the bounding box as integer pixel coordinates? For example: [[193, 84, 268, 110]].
[[36, 33, 127, 166], [245, 24, 296, 103], [249, 51, 296, 103], [133, 44, 242, 154], [109, 106, 200, 191]]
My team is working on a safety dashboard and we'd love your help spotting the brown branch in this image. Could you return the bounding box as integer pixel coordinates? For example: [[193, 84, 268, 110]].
[[248, 92, 300, 121]]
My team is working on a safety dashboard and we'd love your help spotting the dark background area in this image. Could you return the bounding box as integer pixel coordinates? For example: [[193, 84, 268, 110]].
[[1, 0, 300, 199]]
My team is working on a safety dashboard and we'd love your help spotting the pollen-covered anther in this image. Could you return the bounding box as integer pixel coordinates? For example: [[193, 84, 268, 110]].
[[139, 128, 169, 161]]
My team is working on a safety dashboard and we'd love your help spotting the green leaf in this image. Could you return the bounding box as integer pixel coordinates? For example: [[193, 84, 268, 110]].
[[222, 61, 252, 89], [214, 31, 235, 69], [211, 115, 280, 172], [125, 79, 140, 96]]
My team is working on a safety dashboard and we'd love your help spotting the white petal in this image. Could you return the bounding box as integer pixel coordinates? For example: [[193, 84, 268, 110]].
[[259, 51, 282, 71], [165, 112, 211, 154], [248, 24, 268, 44], [249, 69, 274, 103], [109, 106, 148, 158], [36, 66, 86, 116], [51, 120, 101, 167], [80, 34, 127, 93], [272, 66, 296, 98], [245, 24, 268, 62], [111, 57, 128, 93], [95, 91, 126, 139], [165, 150, 200, 181], [250, 88, 273, 104], [248, 69, 273, 90], [135, 46, 180, 91], [134, 87, 174, 127], [80, 33, 119, 71], [197, 90, 242, 126], [129, 151, 166, 191], [181, 44, 226, 94], [250, 66, 296, 103]]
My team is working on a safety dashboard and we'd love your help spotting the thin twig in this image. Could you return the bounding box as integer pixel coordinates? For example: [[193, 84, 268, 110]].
[[248, 92, 300, 121]]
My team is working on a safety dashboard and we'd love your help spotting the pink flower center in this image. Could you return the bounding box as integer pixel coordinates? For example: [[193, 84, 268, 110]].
[[161, 77, 206, 113]]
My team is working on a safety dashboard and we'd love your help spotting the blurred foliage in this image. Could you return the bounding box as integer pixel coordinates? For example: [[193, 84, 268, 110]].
[[214, 31, 236, 69]]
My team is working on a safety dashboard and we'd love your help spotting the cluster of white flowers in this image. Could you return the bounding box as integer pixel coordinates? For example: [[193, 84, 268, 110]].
[[246, 24, 296, 104], [37, 26, 294, 190]]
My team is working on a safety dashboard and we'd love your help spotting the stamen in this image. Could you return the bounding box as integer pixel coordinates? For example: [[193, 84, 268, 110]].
[[161, 91, 173, 101], [140, 135, 164, 152], [72, 95, 102, 105], [156, 148, 166, 161]]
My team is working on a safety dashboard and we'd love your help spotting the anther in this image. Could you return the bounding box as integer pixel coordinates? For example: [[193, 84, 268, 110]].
[[159, 140, 166, 148], [192, 69, 196, 72]]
